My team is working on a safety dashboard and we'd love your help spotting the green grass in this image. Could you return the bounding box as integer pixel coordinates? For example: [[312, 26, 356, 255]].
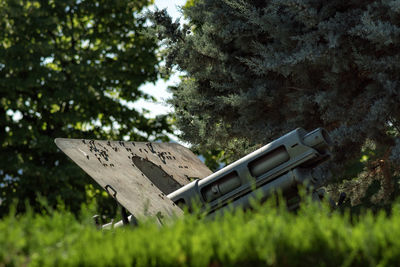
[[2, 198, 400, 267]]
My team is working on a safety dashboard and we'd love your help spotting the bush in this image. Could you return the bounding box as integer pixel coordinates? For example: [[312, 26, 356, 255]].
[[2, 198, 400, 266]]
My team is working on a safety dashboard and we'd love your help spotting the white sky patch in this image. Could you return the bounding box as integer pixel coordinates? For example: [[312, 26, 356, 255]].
[[6, 110, 23, 122], [131, 72, 181, 116], [129, 0, 188, 144], [131, 0, 186, 118], [150, 0, 186, 23]]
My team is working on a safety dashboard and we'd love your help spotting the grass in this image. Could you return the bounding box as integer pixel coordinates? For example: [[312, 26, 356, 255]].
[[2, 197, 400, 266]]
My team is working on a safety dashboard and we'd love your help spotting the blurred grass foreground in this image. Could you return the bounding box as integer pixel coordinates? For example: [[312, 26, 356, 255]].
[[2, 197, 400, 267]]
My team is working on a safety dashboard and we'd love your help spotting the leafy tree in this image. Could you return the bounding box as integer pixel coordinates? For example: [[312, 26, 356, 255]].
[[0, 0, 172, 215], [150, 0, 400, 180]]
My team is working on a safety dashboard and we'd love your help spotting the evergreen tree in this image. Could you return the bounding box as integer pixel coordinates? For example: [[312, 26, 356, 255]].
[[150, 0, 400, 178], [0, 0, 172, 215]]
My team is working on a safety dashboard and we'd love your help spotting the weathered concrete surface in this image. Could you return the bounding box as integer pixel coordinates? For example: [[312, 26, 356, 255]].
[[55, 139, 212, 219]]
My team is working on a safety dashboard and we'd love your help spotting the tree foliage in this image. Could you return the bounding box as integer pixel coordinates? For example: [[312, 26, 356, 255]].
[[0, 0, 172, 215], [150, 0, 400, 176]]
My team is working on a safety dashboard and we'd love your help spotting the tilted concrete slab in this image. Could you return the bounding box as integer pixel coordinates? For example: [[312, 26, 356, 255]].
[[55, 138, 212, 219]]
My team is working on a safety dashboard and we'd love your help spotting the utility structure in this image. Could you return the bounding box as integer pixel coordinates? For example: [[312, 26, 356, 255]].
[[55, 128, 333, 227]]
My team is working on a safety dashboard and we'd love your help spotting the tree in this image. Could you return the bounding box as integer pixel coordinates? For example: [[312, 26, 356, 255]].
[[0, 0, 172, 215], [150, 0, 400, 180]]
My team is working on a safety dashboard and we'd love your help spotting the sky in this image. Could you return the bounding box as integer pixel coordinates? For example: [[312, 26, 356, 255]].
[[132, 0, 187, 118]]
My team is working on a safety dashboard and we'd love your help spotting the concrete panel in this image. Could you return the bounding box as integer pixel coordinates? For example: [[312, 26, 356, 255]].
[[55, 138, 212, 219]]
